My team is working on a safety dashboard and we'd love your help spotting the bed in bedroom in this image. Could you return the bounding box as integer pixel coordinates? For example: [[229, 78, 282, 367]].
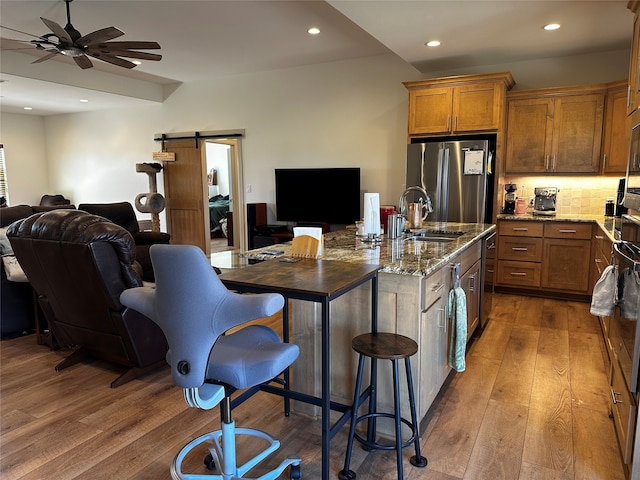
[[209, 194, 230, 236]]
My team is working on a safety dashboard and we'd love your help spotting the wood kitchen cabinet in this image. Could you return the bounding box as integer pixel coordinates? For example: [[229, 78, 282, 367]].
[[592, 227, 614, 296], [539, 222, 593, 293], [602, 81, 632, 175], [419, 267, 450, 419], [496, 221, 543, 288], [610, 354, 637, 466], [505, 87, 605, 174], [592, 225, 614, 368], [404, 72, 515, 137], [628, 2, 640, 115], [496, 220, 593, 296], [460, 259, 481, 342]]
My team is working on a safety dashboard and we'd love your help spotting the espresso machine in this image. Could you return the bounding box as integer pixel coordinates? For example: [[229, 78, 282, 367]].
[[502, 183, 517, 214], [533, 187, 557, 216]]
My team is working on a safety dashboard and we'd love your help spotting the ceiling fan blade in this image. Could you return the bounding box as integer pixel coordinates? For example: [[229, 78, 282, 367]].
[[0, 24, 46, 39], [1, 38, 39, 50], [73, 55, 93, 69], [1, 46, 45, 52], [31, 51, 59, 64], [40, 17, 72, 43], [94, 41, 161, 50], [86, 47, 161, 61], [87, 52, 136, 69], [77, 27, 124, 47]]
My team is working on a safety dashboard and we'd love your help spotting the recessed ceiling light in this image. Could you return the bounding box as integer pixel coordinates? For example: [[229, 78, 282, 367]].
[[23, 107, 32, 110], [132, 60, 142, 65], [79, 99, 89, 103], [308, 27, 320, 35], [543, 23, 561, 31], [425, 40, 441, 47]]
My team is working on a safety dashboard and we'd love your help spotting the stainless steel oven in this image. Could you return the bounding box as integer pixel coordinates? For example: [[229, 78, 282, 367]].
[[613, 214, 640, 394]]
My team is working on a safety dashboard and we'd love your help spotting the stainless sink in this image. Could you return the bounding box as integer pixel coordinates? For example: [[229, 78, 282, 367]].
[[405, 229, 464, 243], [406, 235, 457, 243]]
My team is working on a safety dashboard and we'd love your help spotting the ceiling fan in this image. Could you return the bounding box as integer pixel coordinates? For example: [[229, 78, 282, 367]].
[[1, 0, 161, 70]]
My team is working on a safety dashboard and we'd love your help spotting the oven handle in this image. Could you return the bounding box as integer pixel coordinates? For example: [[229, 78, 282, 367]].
[[613, 242, 640, 272]]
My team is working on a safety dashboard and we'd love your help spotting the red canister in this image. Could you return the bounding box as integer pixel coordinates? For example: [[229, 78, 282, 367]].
[[380, 205, 396, 234]]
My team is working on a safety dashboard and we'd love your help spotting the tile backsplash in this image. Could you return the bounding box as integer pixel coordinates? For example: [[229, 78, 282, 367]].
[[500, 176, 623, 216]]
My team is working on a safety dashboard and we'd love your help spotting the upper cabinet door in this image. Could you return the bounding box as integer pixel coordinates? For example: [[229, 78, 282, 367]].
[[504, 98, 554, 173], [404, 72, 515, 138], [504, 89, 605, 174], [453, 83, 503, 132], [628, 12, 640, 116], [408, 87, 453, 135], [602, 83, 631, 175], [552, 93, 604, 173]]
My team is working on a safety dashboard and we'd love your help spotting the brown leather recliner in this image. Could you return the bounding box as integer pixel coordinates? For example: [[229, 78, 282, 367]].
[[7, 209, 168, 388], [78, 202, 171, 282]]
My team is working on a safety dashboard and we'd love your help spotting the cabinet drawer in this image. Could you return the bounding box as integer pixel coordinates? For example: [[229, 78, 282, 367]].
[[498, 221, 543, 237], [594, 230, 613, 257], [422, 268, 446, 312], [498, 236, 543, 262], [610, 360, 637, 464], [455, 241, 482, 275], [544, 222, 592, 239], [496, 260, 541, 287]]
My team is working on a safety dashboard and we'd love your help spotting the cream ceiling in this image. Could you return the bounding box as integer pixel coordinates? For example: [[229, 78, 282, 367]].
[[0, 0, 633, 116]]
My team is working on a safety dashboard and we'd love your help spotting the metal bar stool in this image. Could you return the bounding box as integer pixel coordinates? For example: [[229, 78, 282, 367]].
[[339, 332, 427, 480]]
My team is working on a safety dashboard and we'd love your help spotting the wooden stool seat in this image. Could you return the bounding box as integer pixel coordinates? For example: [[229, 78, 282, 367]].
[[352, 332, 418, 360]]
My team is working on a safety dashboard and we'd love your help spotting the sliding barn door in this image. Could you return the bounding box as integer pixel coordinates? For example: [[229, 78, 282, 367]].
[[162, 139, 209, 255]]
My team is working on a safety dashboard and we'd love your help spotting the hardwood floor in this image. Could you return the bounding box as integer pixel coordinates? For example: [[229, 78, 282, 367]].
[[210, 236, 235, 253], [0, 293, 627, 479]]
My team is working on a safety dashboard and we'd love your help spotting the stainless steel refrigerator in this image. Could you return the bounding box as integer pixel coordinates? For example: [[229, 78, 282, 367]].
[[406, 138, 494, 224]]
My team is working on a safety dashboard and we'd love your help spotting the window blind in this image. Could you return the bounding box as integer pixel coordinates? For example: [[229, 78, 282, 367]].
[[0, 144, 8, 203]]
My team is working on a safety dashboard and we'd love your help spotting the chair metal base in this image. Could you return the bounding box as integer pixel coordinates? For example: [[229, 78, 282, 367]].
[[171, 419, 301, 480]]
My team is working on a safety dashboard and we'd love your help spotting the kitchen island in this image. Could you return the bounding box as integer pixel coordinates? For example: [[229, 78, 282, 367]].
[[243, 222, 496, 433]]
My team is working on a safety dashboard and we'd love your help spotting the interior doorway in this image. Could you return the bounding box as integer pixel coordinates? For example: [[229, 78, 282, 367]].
[[161, 132, 246, 256], [205, 139, 245, 252]]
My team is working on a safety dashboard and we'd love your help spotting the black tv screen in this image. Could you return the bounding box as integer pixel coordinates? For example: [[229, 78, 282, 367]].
[[275, 168, 361, 225]]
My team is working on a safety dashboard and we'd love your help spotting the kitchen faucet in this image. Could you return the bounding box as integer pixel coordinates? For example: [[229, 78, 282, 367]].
[[398, 185, 433, 219]]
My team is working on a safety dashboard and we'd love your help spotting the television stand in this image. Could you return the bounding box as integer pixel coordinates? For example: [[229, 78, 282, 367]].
[[252, 224, 292, 249]]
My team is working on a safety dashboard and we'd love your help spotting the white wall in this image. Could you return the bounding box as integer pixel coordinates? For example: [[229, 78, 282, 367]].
[[42, 53, 420, 224], [0, 48, 630, 222], [0, 112, 49, 205], [206, 142, 231, 199], [44, 104, 165, 208]]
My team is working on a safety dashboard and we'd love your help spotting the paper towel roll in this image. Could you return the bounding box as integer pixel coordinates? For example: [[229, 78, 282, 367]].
[[363, 193, 381, 235]]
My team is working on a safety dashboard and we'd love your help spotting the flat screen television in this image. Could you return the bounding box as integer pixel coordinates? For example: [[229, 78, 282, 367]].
[[275, 168, 360, 225]]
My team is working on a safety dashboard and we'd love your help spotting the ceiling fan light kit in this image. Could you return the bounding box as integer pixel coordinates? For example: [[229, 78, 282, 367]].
[[7, 0, 161, 70]]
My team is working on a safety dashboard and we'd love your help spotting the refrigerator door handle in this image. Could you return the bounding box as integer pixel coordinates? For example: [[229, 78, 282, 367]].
[[420, 143, 427, 191], [440, 146, 450, 223]]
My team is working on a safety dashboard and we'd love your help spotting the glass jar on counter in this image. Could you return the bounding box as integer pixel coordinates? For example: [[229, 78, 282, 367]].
[[605, 198, 615, 217]]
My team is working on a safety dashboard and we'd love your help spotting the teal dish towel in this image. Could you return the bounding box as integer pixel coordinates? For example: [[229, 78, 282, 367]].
[[448, 287, 467, 372]]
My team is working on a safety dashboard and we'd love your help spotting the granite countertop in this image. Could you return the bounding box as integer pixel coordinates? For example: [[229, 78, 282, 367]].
[[240, 215, 621, 277], [243, 222, 496, 277], [497, 213, 618, 243]]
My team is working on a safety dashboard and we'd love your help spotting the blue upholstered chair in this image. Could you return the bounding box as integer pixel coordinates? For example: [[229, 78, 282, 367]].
[[120, 244, 301, 479]]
